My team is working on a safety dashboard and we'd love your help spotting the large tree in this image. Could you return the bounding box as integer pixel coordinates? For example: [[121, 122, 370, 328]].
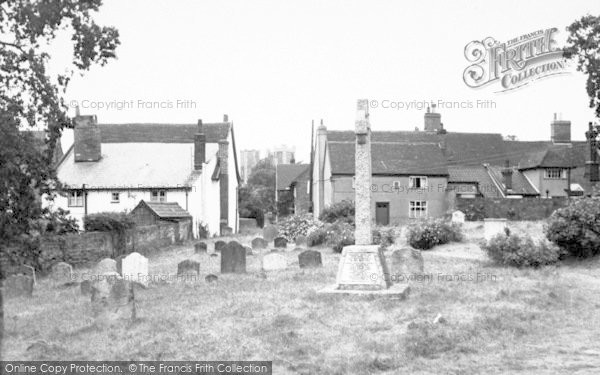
[[238, 158, 276, 226], [0, 1, 119, 242], [564, 14, 600, 119]]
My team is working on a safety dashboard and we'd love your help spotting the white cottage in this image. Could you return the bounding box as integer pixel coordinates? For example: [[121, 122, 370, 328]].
[[50, 114, 240, 237]]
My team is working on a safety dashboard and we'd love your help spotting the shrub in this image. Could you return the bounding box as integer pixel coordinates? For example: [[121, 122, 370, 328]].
[[279, 214, 324, 242], [325, 221, 355, 253], [545, 197, 600, 258], [407, 219, 463, 250], [482, 233, 563, 267], [373, 226, 395, 248], [307, 227, 328, 247], [319, 200, 355, 224]]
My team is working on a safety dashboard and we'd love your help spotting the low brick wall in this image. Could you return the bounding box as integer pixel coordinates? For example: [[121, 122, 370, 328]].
[[456, 197, 568, 221]]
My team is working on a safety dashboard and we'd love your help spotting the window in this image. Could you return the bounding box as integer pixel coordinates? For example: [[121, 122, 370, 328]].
[[409, 201, 427, 218], [111, 192, 120, 203], [68, 191, 83, 207], [545, 168, 564, 179], [306, 180, 310, 194], [151, 190, 166, 202], [409, 176, 428, 189]]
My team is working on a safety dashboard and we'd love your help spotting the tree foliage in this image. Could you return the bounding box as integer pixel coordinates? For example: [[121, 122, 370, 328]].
[[238, 158, 276, 226], [0, 0, 119, 242], [564, 14, 600, 119]]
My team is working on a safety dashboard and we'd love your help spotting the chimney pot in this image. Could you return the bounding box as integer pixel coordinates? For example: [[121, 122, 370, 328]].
[[223, 114, 228, 122]]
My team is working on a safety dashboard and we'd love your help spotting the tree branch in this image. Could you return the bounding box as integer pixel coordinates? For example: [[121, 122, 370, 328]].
[[0, 40, 25, 53]]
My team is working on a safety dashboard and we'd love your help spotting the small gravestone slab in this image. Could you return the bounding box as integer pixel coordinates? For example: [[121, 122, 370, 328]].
[[51, 262, 73, 283], [295, 235, 308, 247], [263, 225, 279, 242], [221, 241, 246, 273], [195, 242, 207, 253], [214, 240, 227, 252], [210, 253, 219, 258], [262, 253, 287, 271], [94, 258, 117, 275], [388, 247, 424, 282], [251, 237, 268, 250], [452, 210, 465, 224], [121, 252, 149, 287], [274, 237, 288, 249], [177, 260, 200, 277], [80, 280, 92, 295], [2, 274, 34, 298], [244, 246, 253, 256], [298, 250, 322, 268], [205, 274, 218, 283], [14, 265, 36, 285]]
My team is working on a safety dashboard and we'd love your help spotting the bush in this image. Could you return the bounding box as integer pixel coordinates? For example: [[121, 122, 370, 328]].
[[325, 221, 355, 253], [319, 200, 355, 224], [545, 197, 600, 258], [307, 227, 328, 247], [84, 212, 135, 232], [407, 219, 463, 250], [373, 226, 395, 248], [279, 214, 324, 242], [482, 233, 563, 267]]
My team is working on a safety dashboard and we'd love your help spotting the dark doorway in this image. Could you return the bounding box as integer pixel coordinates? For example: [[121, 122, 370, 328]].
[[375, 202, 390, 225]]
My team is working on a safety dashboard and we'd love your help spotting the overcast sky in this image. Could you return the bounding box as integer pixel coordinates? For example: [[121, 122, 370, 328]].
[[55, 0, 599, 162]]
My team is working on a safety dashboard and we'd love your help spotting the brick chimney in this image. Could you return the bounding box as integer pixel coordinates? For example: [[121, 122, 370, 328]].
[[218, 139, 229, 227], [194, 119, 205, 170], [501, 160, 513, 191], [551, 113, 571, 143], [424, 104, 442, 132], [585, 122, 599, 182], [73, 114, 101, 162]]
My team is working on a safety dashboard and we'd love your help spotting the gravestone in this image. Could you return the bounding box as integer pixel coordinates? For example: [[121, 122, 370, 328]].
[[321, 100, 408, 298], [91, 275, 134, 325], [484, 218, 508, 241], [177, 260, 200, 276], [2, 274, 34, 298], [295, 235, 308, 247], [262, 253, 287, 271], [244, 246, 253, 256], [251, 237, 268, 250], [452, 210, 465, 224], [221, 241, 246, 273], [274, 237, 288, 249], [214, 240, 227, 252], [298, 250, 322, 268], [121, 252, 149, 287], [263, 225, 279, 242], [51, 262, 73, 284], [388, 247, 424, 282], [15, 265, 36, 285], [94, 258, 117, 275], [195, 242, 208, 253], [80, 280, 92, 295], [205, 274, 218, 283]]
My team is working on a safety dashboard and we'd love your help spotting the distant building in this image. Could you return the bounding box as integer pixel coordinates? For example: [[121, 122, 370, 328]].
[[240, 149, 260, 184], [276, 163, 311, 216], [270, 145, 295, 165]]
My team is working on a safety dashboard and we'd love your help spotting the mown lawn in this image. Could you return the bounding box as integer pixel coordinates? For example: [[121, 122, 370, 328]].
[[3, 226, 600, 374]]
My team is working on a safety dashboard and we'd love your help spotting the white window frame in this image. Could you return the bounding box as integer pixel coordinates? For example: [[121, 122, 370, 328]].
[[544, 168, 564, 179], [409, 200, 428, 218], [151, 190, 167, 202], [111, 192, 120, 203], [409, 176, 428, 189], [68, 191, 83, 207]]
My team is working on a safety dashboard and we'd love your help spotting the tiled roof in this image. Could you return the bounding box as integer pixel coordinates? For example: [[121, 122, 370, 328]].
[[504, 141, 588, 168], [58, 143, 200, 189], [134, 200, 191, 219], [98, 123, 230, 143], [329, 142, 448, 176], [276, 164, 310, 190], [487, 166, 539, 196], [448, 166, 502, 198]]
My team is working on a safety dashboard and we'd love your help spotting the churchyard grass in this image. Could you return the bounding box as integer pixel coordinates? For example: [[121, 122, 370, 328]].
[[3, 227, 600, 374]]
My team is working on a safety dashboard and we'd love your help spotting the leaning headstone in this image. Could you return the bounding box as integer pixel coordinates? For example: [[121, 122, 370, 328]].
[[121, 252, 149, 287], [214, 240, 227, 252], [262, 253, 287, 271], [298, 250, 322, 268], [389, 247, 424, 282], [295, 235, 308, 247], [195, 242, 208, 253], [221, 241, 246, 273], [274, 237, 288, 249], [452, 210, 465, 224], [51, 262, 73, 283], [263, 225, 279, 242], [484, 218, 508, 241], [94, 258, 117, 275], [177, 260, 200, 277], [251, 237, 268, 250], [2, 274, 34, 298]]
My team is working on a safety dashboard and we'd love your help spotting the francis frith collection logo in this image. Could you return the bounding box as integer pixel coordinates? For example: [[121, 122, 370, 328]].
[[463, 27, 569, 92]]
